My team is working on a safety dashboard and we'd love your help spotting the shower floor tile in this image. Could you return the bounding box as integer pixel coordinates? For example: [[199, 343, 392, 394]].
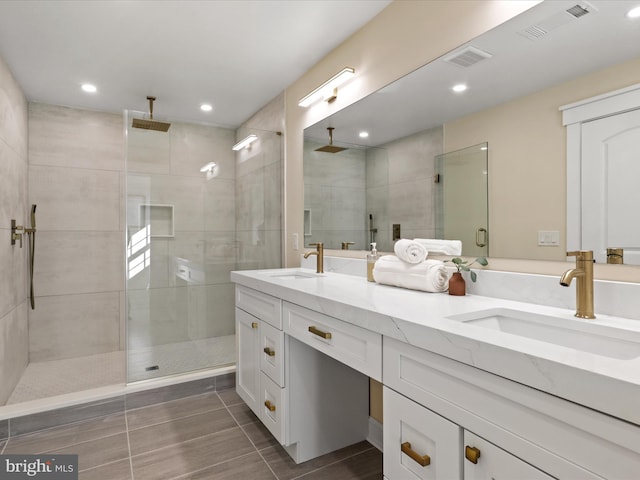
[[7, 336, 235, 404], [7, 351, 125, 404]]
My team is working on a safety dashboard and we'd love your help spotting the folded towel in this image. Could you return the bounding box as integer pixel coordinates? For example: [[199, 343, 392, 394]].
[[373, 255, 449, 293], [413, 238, 462, 256], [393, 239, 427, 264]]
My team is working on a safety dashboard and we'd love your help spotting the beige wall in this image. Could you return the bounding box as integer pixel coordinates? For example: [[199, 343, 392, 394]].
[[0, 54, 29, 404], [444, 57, 640, 261], [283, 0, 540, 266]]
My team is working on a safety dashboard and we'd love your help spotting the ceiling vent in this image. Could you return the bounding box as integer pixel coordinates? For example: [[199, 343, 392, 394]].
[[443, 46, 493, 68], [518, 3, 595, 41]]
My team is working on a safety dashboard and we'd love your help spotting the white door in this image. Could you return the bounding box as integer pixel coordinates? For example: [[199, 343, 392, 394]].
[[581, 109, 640, 265]]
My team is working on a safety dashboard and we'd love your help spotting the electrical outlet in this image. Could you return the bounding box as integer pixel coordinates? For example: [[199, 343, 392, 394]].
[[538, 230, 559, 246], [292, 233, 299, 250]]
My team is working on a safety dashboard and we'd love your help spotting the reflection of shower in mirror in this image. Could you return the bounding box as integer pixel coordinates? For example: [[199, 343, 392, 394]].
[[369, 214, 377, 245]]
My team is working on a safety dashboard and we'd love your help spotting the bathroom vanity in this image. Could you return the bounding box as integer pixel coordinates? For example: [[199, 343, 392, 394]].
[[231, 266, 640, 479]]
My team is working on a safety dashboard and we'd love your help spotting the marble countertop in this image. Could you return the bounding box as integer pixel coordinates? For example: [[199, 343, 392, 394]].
[[231, 268, 640, 426]]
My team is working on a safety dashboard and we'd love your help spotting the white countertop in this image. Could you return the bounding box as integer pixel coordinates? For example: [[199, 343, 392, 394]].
[[231, 267, 640, 426]]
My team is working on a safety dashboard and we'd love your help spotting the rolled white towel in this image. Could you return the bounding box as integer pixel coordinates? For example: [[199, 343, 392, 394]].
[[413, 238, 462, 256], [393, 239, 427, 264], [373, 255, 449, 293]]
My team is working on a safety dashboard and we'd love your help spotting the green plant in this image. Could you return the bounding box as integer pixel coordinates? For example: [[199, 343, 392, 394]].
[[446, 257, 488, 282]]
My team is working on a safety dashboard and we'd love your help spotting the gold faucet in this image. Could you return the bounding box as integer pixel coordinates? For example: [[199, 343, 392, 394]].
[[304, 242, 324, 273], [560, 250, 595, 319], [341, 241, 355, 250]]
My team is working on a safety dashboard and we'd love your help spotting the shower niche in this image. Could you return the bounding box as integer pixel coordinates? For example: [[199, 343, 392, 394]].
[[140, 204, 174, 238]]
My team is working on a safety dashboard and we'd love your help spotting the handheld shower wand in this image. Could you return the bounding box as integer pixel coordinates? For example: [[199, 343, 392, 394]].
[[26, 204, 36, 309]]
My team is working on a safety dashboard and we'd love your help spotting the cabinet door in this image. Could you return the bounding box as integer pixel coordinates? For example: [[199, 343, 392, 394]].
[[384, 387, 462, 480], [260, 320, 284, 387], [235, 307, 260, 415], [464, 431, 555, 480]]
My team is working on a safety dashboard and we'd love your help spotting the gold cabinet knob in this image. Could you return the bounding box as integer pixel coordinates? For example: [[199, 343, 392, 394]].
[[401, 441, 431, 467], [263, 347, 275, 357], [264, 400, 276, 412], [251, 322, 258, 329], [465, 445, 481, 464]]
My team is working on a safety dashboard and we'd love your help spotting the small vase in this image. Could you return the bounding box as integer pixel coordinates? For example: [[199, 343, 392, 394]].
[[448, 272, 466, 296]]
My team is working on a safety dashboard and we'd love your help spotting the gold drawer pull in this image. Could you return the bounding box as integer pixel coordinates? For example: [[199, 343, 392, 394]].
[[308, 325, 332, 339], [465, 445, 481, 464], [401, 441, 431, 467], [251, 322, 258, 329], [263, 347, 275, 357], [264, 400, 276, 412]]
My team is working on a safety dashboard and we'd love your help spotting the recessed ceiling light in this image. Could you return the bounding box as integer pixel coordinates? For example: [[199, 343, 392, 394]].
[[452, 84, 467, 93], [359, 131, 369, 138], [480, 146, 488, 151], [81, 83, 97, 93], [200, 104, 213, 112], [627, 6, 640, 18]]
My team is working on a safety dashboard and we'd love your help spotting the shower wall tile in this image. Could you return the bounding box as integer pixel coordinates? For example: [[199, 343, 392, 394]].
[[34, 231, 123, 297], [0, 302, 28, 405], [235, 130, 282, 178], [0, 135, 28, 232], [203, 232, 237, 285], [126, 128, 171, 175], [388, 180, 433, 231], [29, 165, 120, 232], [186, 284, 235, 339], [127, 286, 190, 349], [146, 175, 205, 232], [170, 123, 235, 179], [0, 215, 27, 319], [235, 229, 282, 270], [126, 237, 171, 291], [28, 103, 124, 171], [386, 126, 441, 184], [235, 164, 282, 232], [0, 55, 28, 159], [204, 178, 236, 232], [29, 292, 120, 362]]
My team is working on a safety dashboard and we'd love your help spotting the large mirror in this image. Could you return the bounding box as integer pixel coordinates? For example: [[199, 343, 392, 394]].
[[303, 0, 640, 265]]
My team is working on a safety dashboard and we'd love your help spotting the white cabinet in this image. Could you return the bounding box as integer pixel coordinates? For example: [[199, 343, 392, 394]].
[[235, 307, 260, 414], [463, 431, 553, 480], [384, 387, 461, 480]]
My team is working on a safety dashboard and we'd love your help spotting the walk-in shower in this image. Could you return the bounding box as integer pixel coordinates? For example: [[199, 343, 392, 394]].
[[2, 103, 282, 413]]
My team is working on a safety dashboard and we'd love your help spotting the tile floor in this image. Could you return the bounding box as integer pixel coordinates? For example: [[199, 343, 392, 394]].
[[1, 388, 382, 479]]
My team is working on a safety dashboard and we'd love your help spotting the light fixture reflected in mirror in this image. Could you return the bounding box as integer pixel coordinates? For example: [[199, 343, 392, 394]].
[[200, 161, 219, 179], [298, 67, 355, 107], [232, 134, 258, 151]]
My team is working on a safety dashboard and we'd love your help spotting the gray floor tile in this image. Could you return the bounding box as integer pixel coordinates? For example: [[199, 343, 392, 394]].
[[79, 458, 133, 480], [131, 427, 254, 480], [293, 447, 383, 479], [52, 432, 130, 472], [241, 420, 279, 451], [0, 420, 8, 440], [10, 396, 125, 436], [227, 402, 259, 426], [215, 373, 235, 391], [126, 392, 224, 430], [4, 413, 126, 454], [126, 377, 216, 410], [173, 451, 276, 480], [261, 441, 375, 480], [128, 407, 237, 456], [217, 388, 243, 407]]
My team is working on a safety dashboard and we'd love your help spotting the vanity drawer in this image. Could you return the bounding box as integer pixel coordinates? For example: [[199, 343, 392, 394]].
[[283, 302, 382, 381], [259, 371, 286, 444], [236, 285, 282, 329], [260, 320, 285, 387]]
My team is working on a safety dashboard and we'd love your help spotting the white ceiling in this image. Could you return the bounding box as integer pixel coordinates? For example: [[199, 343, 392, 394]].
[[305, 0, 640, 147], [0, 0, 391, 127]]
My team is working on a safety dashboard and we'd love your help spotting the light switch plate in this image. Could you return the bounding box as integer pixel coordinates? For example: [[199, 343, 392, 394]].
[[538, 230, 560, 246]]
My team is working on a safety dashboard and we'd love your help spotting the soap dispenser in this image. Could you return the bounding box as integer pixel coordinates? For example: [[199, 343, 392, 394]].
[[367, 242, 380, 282]]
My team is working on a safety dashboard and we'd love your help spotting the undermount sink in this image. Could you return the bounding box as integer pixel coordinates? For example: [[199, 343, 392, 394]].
[[449, 308, 640, 360], [269, 271, 319, 280]]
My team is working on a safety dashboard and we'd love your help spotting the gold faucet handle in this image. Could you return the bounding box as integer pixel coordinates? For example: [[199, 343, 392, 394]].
[[566, 250, 593, 261], [308, 242, 323, 249]]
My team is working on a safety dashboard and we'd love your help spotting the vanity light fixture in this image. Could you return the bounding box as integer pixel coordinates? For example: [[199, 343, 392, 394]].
[[199, 162, 217, 173], [200, 104, 213, 112], [232, 134, 258, 151], [452, 83, 468, 93], [627, 6, 640, 18], [298, 67, 355, 107], [81, 83, 97, 93]]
